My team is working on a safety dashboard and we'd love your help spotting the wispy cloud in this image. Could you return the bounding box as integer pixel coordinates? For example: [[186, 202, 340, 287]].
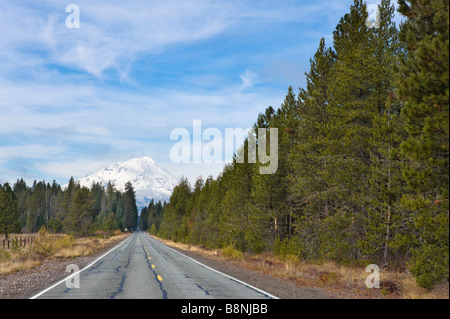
[[1, 0, 233, 78], [0, 0, 402, 185]]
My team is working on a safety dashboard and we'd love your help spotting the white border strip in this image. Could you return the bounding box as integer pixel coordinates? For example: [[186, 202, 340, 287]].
[[30, 234, 134, 299], [144, 233, 280, 299]]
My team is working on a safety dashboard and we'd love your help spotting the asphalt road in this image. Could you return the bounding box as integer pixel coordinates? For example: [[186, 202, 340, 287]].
[[31, 232, 277, 299]]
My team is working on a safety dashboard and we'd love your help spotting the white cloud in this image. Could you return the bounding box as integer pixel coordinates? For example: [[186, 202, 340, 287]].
[[0, 0, 338, 79], [35, 159, 115, 180], [0, 0, 235, 78], [0, 0, 346, 184], [0, 144, 65, 161]]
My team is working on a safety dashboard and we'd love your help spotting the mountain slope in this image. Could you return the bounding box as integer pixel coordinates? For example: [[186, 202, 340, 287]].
[[76, 157, 179, 208]]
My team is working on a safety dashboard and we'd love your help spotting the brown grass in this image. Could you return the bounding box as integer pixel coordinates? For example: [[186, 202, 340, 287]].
[[0, 250, 41, 275], [154, 236, 221, 258], [152, 235, 449, 299], [53, 235, 128, 258]]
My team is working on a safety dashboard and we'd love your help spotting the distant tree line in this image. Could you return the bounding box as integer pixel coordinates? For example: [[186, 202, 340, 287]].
[[139, 199, 167, 234], [152, 0, 448, 289], [0, 178, 138, 238]]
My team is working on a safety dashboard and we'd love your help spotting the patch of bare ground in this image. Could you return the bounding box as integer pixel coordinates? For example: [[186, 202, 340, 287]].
[[153, 235, 449, 300]]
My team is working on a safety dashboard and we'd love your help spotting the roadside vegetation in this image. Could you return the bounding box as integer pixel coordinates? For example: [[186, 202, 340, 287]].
[[154, 235, 449, 299]]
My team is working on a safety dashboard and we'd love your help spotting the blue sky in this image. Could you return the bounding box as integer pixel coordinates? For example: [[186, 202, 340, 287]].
[[0, 0, 403, 186]]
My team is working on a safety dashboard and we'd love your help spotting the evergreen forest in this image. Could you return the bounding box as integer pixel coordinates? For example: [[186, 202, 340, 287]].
[[1, 0, 448, 290], [141, 0, 449, 289]]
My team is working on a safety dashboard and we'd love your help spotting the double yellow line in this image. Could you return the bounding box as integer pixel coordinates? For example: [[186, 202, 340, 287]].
[[140, 235, 163, 282]]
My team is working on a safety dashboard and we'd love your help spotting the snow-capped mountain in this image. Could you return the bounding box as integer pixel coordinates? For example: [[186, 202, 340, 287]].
[[76, 157, 179, 209]]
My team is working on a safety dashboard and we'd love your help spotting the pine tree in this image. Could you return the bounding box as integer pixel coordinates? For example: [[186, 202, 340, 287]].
[[396, 0, 449, 288], [187, 176, 208, 245], [0, 183, 21, 239], [146, 199, 156, 232], [272, 87, 298, 240], [63, 187, 96, 236], [13, 179, 30, 230], [26, 181, 46, 233], [203, 177, 222, 248], [219, 144, 255, 251], [123, 182, 138, 231], [60, 177, 78, 221], [316, 0, 378, 263], [289, 37, 335, 260], [140, 206, 149, 231], [158, 178, 191, 240], [359, 0, 407, 266], [103, 212, 118, 233]]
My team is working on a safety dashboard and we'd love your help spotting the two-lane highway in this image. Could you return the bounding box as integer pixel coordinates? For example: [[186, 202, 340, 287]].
[[31, 232, 277, 299]]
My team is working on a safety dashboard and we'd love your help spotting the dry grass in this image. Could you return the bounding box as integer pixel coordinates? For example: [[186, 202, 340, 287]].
[[0, 249, 41, 275], [153, 236, 221, 258], [246, 256, 448, 299], [54, 235, 128, 258], [153, 235, 449, 299], [0, 232, 129, 276]]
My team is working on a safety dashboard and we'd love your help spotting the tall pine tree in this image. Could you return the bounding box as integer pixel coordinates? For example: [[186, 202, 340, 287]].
[[290, 37, 335, 260], [396, 0, 449, 288], [123, 182, 138, 231], [0, 183, 21, 239]]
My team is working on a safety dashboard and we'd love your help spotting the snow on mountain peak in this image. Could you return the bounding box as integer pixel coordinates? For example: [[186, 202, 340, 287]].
[[76, 157, 179, 209]]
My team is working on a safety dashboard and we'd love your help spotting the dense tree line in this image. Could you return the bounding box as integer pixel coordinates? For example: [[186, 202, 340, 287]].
[[153, 0, 448, 289], [0, 178, 138, 237], [139, 199, 167, 233]]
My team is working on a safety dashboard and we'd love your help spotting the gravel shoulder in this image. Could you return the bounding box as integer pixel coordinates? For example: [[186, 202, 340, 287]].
[[0, 233, 342, 299]]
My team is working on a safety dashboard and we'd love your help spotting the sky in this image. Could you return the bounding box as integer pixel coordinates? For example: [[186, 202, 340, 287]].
[[0, 0, 403, 186]]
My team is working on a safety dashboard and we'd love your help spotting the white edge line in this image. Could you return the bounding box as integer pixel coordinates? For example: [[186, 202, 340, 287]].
[[144, 233, 280, 300], [29, 234, 134, 299]]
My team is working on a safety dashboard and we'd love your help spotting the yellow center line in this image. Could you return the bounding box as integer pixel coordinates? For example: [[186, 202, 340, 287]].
[[140, 235, 159, 280]]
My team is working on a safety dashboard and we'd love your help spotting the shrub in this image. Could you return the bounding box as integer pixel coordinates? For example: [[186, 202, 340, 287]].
[[33, 234, 74, 257], [0, 249, 11, 263], [222, 245, 244, 260], [274, 236, 305, 261], [410, 244, 449, 290], [149, 224, 157, 235]]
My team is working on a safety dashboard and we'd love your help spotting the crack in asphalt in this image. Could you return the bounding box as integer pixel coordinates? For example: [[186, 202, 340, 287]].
[[139, 234, 168, 299], [107, 252, 132, 299]]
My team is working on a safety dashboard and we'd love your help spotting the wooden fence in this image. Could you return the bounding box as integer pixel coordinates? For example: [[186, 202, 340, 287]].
[[1, 236, 36, 250]]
